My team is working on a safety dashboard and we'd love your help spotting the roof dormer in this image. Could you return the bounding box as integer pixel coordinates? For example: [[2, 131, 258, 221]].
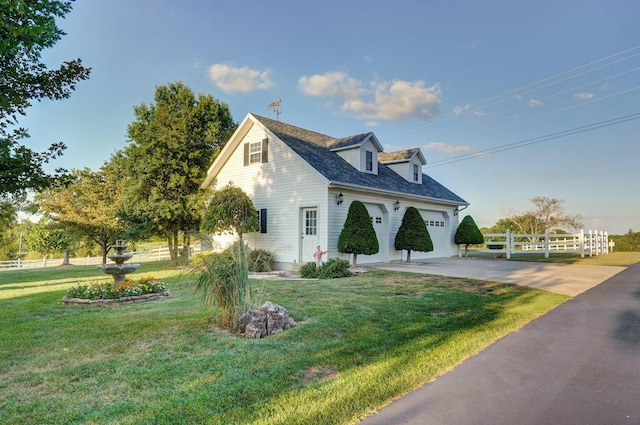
[[329, 132, 383, 175], [378, 148, 427, 184]]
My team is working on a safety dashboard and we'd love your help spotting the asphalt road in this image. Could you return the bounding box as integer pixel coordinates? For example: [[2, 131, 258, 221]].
[[360, 261, 640, 425]]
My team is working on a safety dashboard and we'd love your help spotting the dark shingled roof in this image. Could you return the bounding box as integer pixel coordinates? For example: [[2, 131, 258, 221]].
[[252, 114, 467, 205], [378, 148, 420, 163]]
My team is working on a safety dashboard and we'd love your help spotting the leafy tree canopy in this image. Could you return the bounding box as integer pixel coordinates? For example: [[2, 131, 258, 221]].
[[492, 196, 583, 239], [1, 0, 91, 197], [26, 222, 72, 266], [202, 182, 259, 239], [117, 82, 236, 261], [36, 164, 128, 263], [394, 206, 433, 262], [338, 200, 379, 267]]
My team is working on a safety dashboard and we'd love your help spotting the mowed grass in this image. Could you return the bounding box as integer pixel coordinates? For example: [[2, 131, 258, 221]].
[[0, 262, 568, 425]]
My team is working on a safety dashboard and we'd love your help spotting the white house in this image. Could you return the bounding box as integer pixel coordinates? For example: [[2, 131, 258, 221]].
[[201, 113, 468, 268]]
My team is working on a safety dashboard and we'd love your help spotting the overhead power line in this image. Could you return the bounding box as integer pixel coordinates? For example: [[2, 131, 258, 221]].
[[427, 113, 640, 168], [381, 44, 640, 141]]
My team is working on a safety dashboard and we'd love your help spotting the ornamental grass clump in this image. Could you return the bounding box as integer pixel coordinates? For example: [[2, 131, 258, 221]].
[[66, 276, 168, 300], [191, 240, 251, 331]]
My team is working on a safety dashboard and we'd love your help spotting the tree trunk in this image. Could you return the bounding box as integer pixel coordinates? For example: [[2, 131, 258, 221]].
[[101, 243, 108, 264], [464, 244, 469, 257], [182, 232, 191, 258], [61, 250, 70, 265], [352, 253, 358, 268], [406, 250, 412, 263], [43, 255, 48, 268], [168, 229, 179, 262]]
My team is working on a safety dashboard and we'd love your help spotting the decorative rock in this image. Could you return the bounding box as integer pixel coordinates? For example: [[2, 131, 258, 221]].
[[239, 302, 297, 338], [239, 308, 267, 339]]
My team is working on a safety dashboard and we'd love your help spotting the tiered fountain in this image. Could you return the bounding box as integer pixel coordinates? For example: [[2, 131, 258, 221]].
[[97, 239, 140, 283]]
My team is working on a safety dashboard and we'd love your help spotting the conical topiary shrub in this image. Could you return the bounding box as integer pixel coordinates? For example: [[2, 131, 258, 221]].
[[338, 200, 379, 267], [394, 206, 433, 262], [455, 215, 484, 257]]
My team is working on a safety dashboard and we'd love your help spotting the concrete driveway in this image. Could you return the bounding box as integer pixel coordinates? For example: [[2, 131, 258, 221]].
[[368, 257, 626, 296], [359, 259, 640, 425]]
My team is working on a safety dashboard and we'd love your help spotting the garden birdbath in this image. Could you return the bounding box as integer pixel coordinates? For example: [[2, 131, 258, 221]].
[[97, 239, 140, 283]]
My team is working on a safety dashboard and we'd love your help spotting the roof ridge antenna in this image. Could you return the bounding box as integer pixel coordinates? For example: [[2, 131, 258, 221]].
[[267, 98, 282, 121]]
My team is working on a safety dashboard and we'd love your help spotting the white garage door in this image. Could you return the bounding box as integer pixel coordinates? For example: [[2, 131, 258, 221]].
[[358, 203, 387, 264], [412, 210, 447, 259]]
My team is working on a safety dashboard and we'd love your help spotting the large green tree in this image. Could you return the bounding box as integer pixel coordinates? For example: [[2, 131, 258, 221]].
[[455, 215, 484, 257], [1, 0, 91, 197], [119, 82, 236, 261], [394, 206, 433, 262], [26, 222, 72, 267], [36, 164, 127, 263], [202, 182, 259, 239], [338, 200, 379, 268]]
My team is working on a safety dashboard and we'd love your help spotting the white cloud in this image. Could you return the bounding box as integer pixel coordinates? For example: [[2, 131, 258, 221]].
[[299, 72, 441, 122], [453, 104, 470, 115], [528, 99, 542, 107], [208, 64, 273, 94], [298, 72, 365, 100], [468, 39, 483, 50], [424, 142, 472, 154], [574, 92, 595, 100]]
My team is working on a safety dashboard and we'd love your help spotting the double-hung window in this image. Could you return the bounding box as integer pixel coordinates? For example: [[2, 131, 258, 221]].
[[365, 151, 373, 172], [249, 141, 262, 164], [244, 138, 268, 166]]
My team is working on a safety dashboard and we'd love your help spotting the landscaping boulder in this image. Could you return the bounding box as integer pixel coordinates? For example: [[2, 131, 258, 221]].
[[239, 302, 297, 339]]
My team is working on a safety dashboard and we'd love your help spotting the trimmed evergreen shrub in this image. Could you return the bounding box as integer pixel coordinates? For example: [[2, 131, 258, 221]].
[[299, 259, 352, 279], [394, 207, 433, 262], [299, 262, 319, 278], [338, 200, 379, 267], [317, 258, 352, 279], [455, 215, 485, 257]]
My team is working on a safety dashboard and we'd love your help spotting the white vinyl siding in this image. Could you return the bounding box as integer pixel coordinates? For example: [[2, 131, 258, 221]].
[[212, 124, 327, 264], [384, 158, 423, 184]]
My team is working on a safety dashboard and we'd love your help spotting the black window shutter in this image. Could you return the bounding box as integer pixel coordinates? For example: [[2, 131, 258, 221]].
[[260, 208, 267, 233], [261, 138, 268, 163], [243, 143, 249, 166]]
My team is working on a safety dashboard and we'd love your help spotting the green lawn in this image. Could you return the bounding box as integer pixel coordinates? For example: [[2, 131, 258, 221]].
[[0, 262, 568, 425]]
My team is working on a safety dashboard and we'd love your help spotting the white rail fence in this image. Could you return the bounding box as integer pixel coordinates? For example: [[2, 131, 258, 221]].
[[476, 229, 608, 259], [0, 244, 201, 271]]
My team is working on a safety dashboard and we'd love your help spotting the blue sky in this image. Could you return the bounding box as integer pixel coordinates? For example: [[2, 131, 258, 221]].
[[21, 0, 640, 234]]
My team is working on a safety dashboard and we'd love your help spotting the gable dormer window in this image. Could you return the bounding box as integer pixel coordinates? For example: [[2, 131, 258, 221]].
[[243, 138, 269, 166], [413, 164, 419, 181], [366, 150, 373, 172]]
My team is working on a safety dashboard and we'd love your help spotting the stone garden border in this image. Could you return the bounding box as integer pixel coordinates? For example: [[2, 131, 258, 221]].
[[62, 290, 172, 306]]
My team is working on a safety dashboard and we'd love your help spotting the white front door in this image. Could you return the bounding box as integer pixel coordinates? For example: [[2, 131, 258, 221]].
[[301, 208, 319, 263]]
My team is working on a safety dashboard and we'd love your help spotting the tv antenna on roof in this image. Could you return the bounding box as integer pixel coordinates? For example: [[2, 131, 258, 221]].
[[267, 98, 282, 121]]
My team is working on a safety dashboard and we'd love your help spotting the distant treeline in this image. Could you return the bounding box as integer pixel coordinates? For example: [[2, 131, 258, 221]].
[[609, 230, 640, 252]]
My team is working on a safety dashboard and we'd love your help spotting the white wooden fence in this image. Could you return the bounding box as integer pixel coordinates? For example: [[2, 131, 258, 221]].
[[476, 229, 608, 259], [0, 244, 201, 271]]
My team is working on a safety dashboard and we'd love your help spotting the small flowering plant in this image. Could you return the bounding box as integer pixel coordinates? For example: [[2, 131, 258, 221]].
[[66, 276, 168, 300]]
